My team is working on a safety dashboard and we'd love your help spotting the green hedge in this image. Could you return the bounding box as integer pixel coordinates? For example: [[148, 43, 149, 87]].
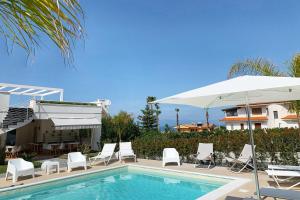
[[132, 128, 300, 169]]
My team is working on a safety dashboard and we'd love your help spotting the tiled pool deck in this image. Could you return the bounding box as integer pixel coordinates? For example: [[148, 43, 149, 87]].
[[0, 159, 299, 200]]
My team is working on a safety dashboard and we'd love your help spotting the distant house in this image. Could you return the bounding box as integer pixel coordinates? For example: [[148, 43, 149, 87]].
[[175, 123, 215, 133], [220, 102, 299, 130]]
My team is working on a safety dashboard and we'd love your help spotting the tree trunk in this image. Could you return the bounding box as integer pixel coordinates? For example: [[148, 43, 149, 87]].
[[176, 113, 179, 126], [297, 111, 300, 137], [205, 109, 210, 132]]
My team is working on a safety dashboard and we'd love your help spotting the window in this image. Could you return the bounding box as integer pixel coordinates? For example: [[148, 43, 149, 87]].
[[252, 107, 262, 115], [273, 111, 278, 119], [240, 123, 244, 130], [266, 108, 269, 116], [230, 124, 234, 130], [226, 109, 238, 117], [254, 123, 261, 129]]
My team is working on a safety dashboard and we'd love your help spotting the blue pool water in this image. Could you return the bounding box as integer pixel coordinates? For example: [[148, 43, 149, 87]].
[[0, 167, 229, 200]]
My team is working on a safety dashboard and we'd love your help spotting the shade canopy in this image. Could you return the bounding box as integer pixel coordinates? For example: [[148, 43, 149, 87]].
[[154, 76, 300, 107], [154, 75, 300, 199], [51, 117, 101, 130]]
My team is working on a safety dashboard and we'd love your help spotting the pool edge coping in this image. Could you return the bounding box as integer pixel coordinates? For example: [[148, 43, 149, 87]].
[[0, 164, 251, 200], [127, 164, 251, 200]]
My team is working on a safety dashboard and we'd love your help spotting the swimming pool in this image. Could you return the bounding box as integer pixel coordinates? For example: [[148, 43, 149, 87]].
[[0, 165, 247, 200]]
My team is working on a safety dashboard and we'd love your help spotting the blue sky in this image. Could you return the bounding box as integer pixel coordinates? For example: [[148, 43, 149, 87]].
[[1, 0, 300, 126]]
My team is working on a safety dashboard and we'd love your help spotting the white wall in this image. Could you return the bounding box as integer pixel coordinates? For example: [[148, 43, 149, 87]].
[[0, 93, 10, 123], [267, 103, 298, 128], [30, 100, 102, 120], [226, 122, 268, 130]]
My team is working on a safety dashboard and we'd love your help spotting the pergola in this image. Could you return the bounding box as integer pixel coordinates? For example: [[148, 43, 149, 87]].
[[0, 83, 64, 101]]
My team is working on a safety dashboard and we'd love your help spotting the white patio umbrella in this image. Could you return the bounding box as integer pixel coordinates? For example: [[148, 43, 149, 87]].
[[153, 75, 300, 199]]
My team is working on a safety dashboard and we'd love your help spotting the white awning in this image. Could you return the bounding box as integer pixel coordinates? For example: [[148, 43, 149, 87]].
[[51, 117, 101, 130]]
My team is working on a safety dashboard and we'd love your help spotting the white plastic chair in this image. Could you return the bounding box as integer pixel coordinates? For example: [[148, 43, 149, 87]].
[[193, 143, 214, 168], [67, 152, 87, 172], [225, 144, 255, 173], [5, 158, 34, 183], [89, 143, 116, 165], [162, 148, 180, 167], [119, 142, 136, 162]]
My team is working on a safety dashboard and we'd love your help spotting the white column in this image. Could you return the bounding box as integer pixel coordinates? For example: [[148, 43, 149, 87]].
[[0, 93, 10, 123], [91, 127, 101, 151]]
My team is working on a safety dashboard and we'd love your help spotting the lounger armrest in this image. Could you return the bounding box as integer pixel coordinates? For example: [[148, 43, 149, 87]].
[[22, 160, 34, 169]]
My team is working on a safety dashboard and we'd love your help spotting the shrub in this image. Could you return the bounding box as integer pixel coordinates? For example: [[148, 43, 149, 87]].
[[132, 128, 300, 169]]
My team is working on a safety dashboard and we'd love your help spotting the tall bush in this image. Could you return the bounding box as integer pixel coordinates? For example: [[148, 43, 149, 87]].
[[132, 128, 300, 169]]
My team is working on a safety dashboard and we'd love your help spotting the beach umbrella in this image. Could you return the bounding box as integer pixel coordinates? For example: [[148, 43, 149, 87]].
[[153, 75, 300, 199]]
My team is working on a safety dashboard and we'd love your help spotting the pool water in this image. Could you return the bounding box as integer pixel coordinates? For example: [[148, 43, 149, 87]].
[[0, 167, 229, 200]]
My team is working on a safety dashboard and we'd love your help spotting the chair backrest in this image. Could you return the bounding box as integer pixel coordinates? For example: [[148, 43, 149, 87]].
[[8, 158, 27, 170], [240, 144, 255, 159], [163, 148, 178, 157], [119, 142, 132, 152], [9, 158, 23, 167], [68, 152, 84, 162], [101, 143, 116, 156], [197, 143, 213, 157]]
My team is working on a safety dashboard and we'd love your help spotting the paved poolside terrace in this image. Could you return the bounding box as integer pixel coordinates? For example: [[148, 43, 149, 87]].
[[0, 158, 299, 200]]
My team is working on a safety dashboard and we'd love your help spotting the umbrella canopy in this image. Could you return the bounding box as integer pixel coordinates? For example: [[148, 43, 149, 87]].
[[154, 75, 300, 200], [154, 75, 300, 108]]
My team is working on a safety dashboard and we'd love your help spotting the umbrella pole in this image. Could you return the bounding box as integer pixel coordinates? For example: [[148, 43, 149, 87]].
[[245, 102, 261, 199]]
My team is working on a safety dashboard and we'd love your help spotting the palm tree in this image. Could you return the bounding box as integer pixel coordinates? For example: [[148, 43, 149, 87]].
[[205, 108, 210, 131], [175, 108, 180, 128], [228, 54, 300, 133], [113, 111, 133, 142], [228, 58, 283, 78], [0, 0, 84, 63]]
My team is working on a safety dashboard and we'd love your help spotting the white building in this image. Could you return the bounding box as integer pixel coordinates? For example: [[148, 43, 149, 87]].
[[220, 102, 299, 130], [0, 83, 110, 151]]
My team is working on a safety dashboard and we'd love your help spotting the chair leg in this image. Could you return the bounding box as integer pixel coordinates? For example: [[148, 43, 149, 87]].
[[230, 161, 237, 171], [13, 174, 17, 183], [5, 172, 8, 180], [287, 181, 300, 190], [207, 161, 211, 169]]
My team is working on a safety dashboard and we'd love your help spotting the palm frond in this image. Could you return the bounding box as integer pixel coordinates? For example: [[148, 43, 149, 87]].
[[0, 0, 84, 64], [228, 58, 284, 78]]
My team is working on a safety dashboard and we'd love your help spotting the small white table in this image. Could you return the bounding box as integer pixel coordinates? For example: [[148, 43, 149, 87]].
[[41, 161, 60, 175]]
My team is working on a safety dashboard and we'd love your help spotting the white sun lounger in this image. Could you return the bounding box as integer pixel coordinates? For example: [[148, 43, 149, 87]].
[[193, 143, 214, 168], [119, 142, 136, 162], [67, 152, 87, 172], [5, 158, 35, 183], [268, 164, 300, 171], [259, 187, 300, 200], [225, 144, 255, 173], [89, 143, 116, 165], [265, 169, 300, 189], [162, 148, 180, 167]]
